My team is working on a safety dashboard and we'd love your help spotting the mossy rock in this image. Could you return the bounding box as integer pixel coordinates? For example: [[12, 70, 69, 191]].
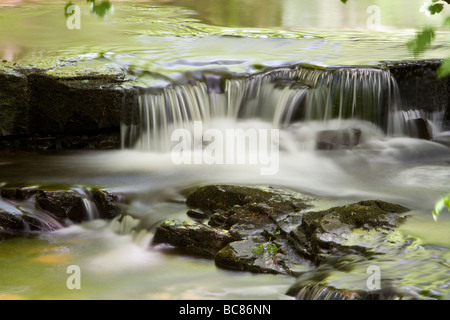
[[152, 185, 411, 276], [152, 219, 234, 258], [215, 238, 288, 274], [289, 200, 410, 263], [0, 186, 125, 227], [185, 184, 313, 215]]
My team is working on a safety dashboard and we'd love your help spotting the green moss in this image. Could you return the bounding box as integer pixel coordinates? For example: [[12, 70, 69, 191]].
[[185, 184, 313, 214]]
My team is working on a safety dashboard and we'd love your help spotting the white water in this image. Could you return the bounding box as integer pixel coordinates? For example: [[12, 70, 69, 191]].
[[122, 66, 417, 154]]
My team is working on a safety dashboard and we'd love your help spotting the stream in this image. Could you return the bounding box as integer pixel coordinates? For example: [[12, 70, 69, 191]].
[[1, 0, 450, 300]]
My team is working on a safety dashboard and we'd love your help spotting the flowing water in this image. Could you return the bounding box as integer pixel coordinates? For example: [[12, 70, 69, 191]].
[[1, 0, 450, 300]]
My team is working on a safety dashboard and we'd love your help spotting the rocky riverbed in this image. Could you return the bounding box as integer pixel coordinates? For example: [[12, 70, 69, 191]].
[[1, 180, 448, 300]]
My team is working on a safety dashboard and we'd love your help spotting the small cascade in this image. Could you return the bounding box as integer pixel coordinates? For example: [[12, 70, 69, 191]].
[[295, 284, 358, 300], [399, 109, 447, 140], [72, 187, 100, 221], [110, 214, 154, 248], [0, 197, 65, 233], [304, 67, 404, 136], [121, 64, 444, 152]]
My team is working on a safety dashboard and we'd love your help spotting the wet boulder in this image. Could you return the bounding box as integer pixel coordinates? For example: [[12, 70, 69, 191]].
[[288, 200, 410, 263], [152, 219, 234, 257], [0, 186, 125, 226], [215, 237, 302, 275], [152, 184, 410, 277], [0, 186, 38, 200], [0, 208, 61, 240], [407, 118, 433, 140], [185, 184, 311, 215], [35, 190, 86, 222], [153, 184, 315, 274], [316, 128, 361, 150], [0, 68, 29, 136], [35, 188, 124, 222], [0, 209, 26, 239], [0, 60, 138, 151]]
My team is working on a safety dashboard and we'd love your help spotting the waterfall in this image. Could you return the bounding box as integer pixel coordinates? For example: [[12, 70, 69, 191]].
[[121, 65, 425, 152], [303, 67, 404, 136], [295, 284, 359, 300], [72, 187, 100, 221]]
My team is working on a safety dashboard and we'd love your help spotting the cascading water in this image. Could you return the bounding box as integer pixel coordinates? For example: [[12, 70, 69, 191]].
[[121, 64, 419, 152], [72, 187, 101, 221]]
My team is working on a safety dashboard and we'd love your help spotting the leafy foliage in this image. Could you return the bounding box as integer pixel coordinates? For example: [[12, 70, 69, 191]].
[[252, 237, 280, 256], [341, 0, 450, 77], [340, 1, 450, 220], [433, 194, 450, 221], [407, 27, 436, 57]]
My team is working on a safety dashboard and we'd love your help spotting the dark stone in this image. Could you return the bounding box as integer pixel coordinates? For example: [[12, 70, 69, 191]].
[[0, 209, 24, 238], [289, 200, 409, 263], [35, 190, 86, 222], [186, 208, 209, 221], [0, 186, 38, 200], [25, 73, 127, 135], [386, 59, 449, 115], [316, 128, 362, 150], [215, 238, 290, 274], [35, 188, 124, 222], [0, 186, 124, 224], [91, 189, 125, 220], [0, 186, 125, 237], [153, 185, 410, 276], [0, 62, 138, 151], [0, 69, 29, 136], [185, 184, 312, 215], [152, 219, 234, 257], [0, 208, 61, 240], [0, 130, 121, 151], [407, 118, 433, 140]]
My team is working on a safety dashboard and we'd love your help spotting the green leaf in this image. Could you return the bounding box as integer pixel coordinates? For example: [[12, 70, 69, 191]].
[[429, 3, 444, 14], [432, 198, 446, 221], [444, 16, 450, 28], [407, 27, 436, 57], [445, 197, 450, 207], [432, 194, 450, 221], [438, 59, 450, 78]]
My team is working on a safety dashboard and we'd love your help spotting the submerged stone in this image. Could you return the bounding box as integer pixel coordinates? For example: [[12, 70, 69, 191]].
[[316, 128, 361, 150]]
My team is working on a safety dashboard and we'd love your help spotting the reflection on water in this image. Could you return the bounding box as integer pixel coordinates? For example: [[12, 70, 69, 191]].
[[1, 0, 450, 81]]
